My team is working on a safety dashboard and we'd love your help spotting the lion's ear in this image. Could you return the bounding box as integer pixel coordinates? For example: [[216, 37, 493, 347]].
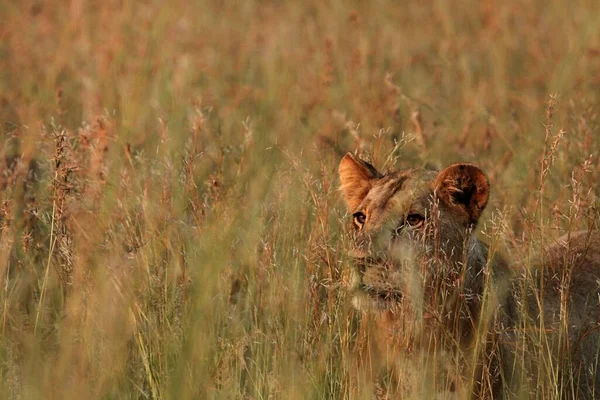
[[433, 163, 490, 225], [338, 153, 381, 211]]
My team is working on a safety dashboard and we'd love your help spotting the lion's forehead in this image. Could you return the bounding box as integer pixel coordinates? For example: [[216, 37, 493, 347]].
[[365, 169, 437, 218]]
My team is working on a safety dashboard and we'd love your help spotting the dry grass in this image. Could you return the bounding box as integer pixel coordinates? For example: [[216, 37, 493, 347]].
[[1, 0, 600, 398]]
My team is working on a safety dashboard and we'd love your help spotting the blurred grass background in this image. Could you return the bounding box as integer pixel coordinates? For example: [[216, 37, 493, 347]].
[[1, 0, 600, 398]]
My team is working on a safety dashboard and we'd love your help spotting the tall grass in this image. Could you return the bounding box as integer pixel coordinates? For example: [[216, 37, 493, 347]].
[[1, 0, 600, 398]]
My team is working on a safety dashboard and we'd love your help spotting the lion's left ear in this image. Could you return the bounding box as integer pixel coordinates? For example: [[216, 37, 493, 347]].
[[338, 153, 381, 212], [432, 163, 490, 225]]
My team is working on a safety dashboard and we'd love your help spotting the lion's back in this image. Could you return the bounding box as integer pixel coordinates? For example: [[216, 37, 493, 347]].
[[543, 230, 600, 318], [542, 230, 600, 398]]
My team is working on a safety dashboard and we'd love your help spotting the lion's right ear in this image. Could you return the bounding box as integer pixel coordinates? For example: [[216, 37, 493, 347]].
[[338, 153, 381, 211], [433, 163, 490, 225]]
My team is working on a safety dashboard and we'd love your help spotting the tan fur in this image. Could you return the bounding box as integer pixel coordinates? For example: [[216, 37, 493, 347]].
[[338, 153, 381, 211], [339, 153, 600, 399]]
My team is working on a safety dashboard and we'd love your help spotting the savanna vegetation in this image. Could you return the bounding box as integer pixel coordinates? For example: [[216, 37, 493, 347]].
[[1, 0, 600, 398]]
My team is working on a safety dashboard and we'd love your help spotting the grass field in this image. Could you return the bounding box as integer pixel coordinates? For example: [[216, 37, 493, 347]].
[[1, 0, 600, 398]]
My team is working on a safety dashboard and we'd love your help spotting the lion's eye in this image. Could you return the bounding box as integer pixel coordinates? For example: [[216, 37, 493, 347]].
[[353, 211, 366, 229], [394, 213, 425, 236], [406, 213, 425, 228]]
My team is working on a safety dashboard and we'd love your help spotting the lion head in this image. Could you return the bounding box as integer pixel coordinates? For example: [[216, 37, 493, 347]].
[[338, 153, 491, 316]]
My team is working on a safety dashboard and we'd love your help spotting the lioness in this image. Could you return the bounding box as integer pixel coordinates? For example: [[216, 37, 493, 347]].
[[338, 153, 600, 399]]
